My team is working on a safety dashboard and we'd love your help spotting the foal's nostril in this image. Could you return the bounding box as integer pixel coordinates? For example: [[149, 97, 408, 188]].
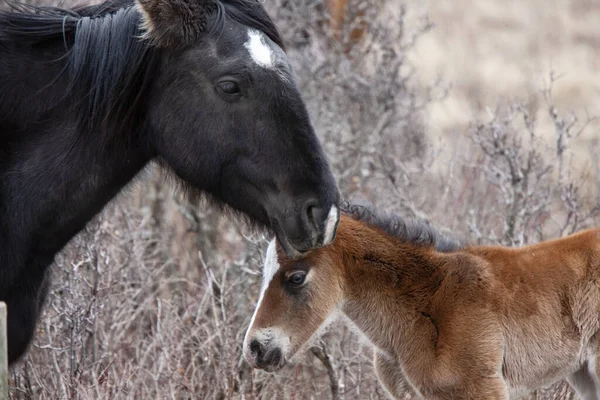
[[250, 339, 264, 359]]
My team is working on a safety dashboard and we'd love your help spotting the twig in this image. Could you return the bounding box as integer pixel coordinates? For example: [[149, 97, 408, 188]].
[[311, 343, 340, 400]]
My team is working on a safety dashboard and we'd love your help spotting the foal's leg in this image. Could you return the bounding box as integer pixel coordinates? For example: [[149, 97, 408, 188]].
[[462, 379, 510, 400], [373, 352, 416, 399], [374, 350, 510, 400], [569, 337, 600, 400], [568, 365, 599, 400], [571, 344, 600, 400], [5, 270, 50, 364]]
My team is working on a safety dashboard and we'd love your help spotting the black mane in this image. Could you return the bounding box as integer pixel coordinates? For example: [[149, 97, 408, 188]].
[[342, 202, 463, 253], [0, 0, 283, 45], [0, 0, 283, 137]]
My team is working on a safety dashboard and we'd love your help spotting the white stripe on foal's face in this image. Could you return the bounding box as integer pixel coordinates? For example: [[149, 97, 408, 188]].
[[244, 29, 275, 69], [243, 240, 291, 363], [244, 241, 279, 345]]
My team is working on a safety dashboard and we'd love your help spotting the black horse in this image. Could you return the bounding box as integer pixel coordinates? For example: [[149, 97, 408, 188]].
[[0, 0, 341, 365]]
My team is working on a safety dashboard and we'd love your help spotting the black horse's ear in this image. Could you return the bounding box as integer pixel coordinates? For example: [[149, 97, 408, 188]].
[[136, 0, 218, 47]]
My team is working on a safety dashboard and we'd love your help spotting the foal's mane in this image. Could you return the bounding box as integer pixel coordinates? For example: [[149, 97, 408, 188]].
[[0, 0, 283, 137], [342, 202, 462, 253]]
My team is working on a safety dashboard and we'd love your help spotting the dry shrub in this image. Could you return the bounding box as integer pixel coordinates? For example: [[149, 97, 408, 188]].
[[6, 0, 600, 399]]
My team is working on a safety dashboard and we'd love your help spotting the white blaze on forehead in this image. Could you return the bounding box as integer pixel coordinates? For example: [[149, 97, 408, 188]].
[[323, 206, 340, 245], [244, 29, 275, 69]]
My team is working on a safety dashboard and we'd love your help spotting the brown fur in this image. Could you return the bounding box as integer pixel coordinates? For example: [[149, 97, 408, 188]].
[[326, 0, 366, 50], [245, 214, 600, 399]]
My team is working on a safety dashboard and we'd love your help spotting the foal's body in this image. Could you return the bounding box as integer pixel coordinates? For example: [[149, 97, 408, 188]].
[[244, 207, 600, 399], [369, 230, 600, 399]]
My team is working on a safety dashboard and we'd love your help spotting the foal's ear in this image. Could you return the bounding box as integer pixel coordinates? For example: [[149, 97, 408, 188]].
[[136, 0, 218, 47]]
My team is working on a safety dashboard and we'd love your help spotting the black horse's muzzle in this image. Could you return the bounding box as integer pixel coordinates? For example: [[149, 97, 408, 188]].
[[274, 200, 340, 257]]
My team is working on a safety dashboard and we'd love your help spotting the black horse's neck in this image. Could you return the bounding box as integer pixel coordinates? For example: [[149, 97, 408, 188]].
[[0, 2, 164, 366], [0, 111, 152, 289], [0, 1, 156, 290], [0, 105, 150, 364]]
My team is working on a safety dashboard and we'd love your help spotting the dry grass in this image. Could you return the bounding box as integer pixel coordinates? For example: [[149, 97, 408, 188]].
[[5, 0, 600, 398], [405, 0, 600, 174]]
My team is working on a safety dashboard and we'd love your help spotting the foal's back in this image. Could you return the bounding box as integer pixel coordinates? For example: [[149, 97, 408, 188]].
[[469, 228, 600, 282], [463, 229, 600, 397]]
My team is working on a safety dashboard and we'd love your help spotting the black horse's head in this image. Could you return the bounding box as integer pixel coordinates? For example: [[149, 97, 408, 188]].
[[137, 0, 340, 256]]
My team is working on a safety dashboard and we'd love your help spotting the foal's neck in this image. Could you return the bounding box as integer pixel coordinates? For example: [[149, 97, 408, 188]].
[[338, 224, 446, 356]]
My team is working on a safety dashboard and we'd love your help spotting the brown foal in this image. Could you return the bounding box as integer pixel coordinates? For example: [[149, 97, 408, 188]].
[[244, 205, 600, 399]]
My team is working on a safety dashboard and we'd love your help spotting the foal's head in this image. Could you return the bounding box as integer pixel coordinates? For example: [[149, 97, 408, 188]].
[[243, 218, 350, 371], [137, 0, 340, 255], [243, 208, 459, 371]]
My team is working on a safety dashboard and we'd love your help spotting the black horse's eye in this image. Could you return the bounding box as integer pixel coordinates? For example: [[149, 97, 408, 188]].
[[288, 271, 307, 287], [217, 80, 241, 95]]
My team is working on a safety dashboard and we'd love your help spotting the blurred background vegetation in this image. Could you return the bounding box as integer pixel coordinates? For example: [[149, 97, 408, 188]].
[[4, 0, 599, 398]]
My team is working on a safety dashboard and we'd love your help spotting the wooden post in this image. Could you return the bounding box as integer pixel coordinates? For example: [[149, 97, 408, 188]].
[[0, 302, 7, 400]]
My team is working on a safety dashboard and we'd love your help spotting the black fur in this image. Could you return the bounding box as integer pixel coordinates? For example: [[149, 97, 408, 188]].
[[0, 0, 339, 364]]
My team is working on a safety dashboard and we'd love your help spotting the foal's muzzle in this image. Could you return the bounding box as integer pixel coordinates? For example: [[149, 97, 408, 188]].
[[245, 339, 285, 372]]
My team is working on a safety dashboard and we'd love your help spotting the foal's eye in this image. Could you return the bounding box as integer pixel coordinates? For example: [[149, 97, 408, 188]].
[[217, 80, 241, 95], [288, 271, 307, 287]]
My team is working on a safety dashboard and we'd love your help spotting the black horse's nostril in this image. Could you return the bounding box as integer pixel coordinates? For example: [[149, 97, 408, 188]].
[[303, 199, 319, 226], [304, 198, 327, 228], [309, 205, 327, 230], [250, 339, 264, 359]]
